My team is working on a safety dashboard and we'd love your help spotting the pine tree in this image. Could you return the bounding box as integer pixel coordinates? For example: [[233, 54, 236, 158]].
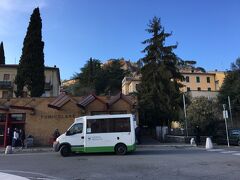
[[0, 42, 5, 64], [138, 17, 183, 127], [15, 8, 45, 97]]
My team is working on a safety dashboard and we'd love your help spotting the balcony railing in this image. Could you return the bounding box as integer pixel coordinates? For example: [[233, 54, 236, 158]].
[[0, 81, 13, 89]]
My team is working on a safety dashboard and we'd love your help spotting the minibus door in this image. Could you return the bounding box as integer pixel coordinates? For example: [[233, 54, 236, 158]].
[[66, 123, 84, 147]]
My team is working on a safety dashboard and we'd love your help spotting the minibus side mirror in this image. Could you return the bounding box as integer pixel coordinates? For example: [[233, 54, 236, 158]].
[[66, 130, 71, 136]]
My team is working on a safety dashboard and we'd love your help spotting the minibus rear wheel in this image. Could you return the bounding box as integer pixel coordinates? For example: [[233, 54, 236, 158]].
[[115, 143, 127, 155], [60, 145, 71, 157]]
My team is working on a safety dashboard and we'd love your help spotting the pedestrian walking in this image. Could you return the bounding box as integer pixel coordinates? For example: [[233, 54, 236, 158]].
[[135, 125, 142, 144], [12, 128, 19, 148], [19, 129, 26, 149], [194, 126, 201, 146], [53, 129, 60, 141]]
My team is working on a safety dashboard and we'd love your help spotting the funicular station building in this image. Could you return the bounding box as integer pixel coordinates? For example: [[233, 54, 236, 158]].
[[0, 93, 137, 147]]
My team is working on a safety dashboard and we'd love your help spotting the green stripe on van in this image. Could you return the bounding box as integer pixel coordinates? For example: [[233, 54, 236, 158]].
[[71, 144, 136, 153], [71, 146, 84, 152]]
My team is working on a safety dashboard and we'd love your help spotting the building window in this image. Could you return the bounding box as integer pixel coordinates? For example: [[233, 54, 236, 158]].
[[185, 76, 189, 82], [10, 114, 26, 121], [196, 76, 200, 83], [136, 84, 140, 91], [2, 91, 9, 98], [187, 87, 191, 91], [0, 114, 6, 121], [208, 88, 211, 91], [22, 91, 28, 98], [197, 87, 201, 91], [207, 77, 210, 83], [3, 74, 10, 81]]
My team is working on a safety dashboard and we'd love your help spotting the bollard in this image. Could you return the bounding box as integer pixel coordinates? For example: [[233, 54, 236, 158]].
[[5, 146, 12, 154], [190, 138, 196, 146], [205, 137, 213, 149]]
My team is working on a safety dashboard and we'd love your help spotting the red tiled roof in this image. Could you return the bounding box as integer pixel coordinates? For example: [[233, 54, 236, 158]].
[[108, 92, 134, 107], [77, 94, 106, 108], [48, 93, 71, 110]]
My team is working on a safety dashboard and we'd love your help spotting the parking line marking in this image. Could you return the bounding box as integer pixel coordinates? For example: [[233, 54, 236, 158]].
[[232, 153, 240, 156], [207, 149, 224, 152], [0, 152, 55, 156], [0, 170, 58, 180], [220, 151, 238, 154]]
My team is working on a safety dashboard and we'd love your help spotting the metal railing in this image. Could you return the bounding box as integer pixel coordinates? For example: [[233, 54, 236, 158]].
[[0, 81, 13, 89]]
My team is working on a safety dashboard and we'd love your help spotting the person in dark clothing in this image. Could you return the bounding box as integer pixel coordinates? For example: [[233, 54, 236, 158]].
[[53, 129, 60, 141], [135, 126, 142, 144], [19, 129, 25, 149], [194, 126, 201, 146]]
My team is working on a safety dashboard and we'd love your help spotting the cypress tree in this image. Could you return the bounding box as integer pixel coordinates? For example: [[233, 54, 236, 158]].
[[0, 42, 5, 64], [15, 8, 45, 97], [138, 17, 183, 127]]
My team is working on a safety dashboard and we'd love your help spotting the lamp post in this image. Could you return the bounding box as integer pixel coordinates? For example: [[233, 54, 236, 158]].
[[183, 93, 188, 137], [223, 104, 230, 147], [228, 96, 233, 128]]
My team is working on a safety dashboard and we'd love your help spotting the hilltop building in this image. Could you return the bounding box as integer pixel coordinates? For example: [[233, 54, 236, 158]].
[[122, 69, 226, 98]]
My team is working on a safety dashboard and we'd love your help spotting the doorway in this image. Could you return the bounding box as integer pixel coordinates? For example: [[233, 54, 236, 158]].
[[0, 125, 4, 146]]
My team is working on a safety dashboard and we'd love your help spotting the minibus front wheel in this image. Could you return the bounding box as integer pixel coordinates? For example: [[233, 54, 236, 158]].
[[60, 144, 71, 157], [115, 143, 127, 155]]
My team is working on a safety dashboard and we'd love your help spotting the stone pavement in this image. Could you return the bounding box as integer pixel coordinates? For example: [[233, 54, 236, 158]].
[[0, 146, 54, 154]]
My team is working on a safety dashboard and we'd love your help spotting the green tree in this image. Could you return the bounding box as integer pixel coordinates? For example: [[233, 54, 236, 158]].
[[102, 59, 126, 95], [15, 8, 45, 97], [187, 97, 221, 136], [0, 42, 5, 64], [218, 58, 240, 112], [73, 58, 102, 95], [138, 17, 183, 127], [72, 58, 126, 96]]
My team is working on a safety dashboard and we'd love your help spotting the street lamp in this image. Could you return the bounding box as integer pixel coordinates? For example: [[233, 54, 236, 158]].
[[183, 93, 188, 137], [223, 104, 230, 147]]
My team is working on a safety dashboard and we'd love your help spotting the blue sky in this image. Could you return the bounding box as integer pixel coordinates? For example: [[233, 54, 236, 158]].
[[0, 0, 239, 80]]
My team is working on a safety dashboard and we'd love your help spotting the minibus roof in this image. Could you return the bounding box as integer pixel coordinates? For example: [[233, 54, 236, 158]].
[[74, 114, 133, 122]]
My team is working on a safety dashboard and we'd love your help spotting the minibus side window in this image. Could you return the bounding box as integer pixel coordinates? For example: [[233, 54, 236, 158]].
[[109, 118, 131, 132], [68, 123, 83, 135], [87, 118, 130, 134]]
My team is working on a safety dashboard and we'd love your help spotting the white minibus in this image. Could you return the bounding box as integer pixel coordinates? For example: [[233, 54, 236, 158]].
[[53, 114, 136, 156]]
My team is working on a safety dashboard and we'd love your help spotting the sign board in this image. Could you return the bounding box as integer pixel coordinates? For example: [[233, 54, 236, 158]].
[[223, 110, 228, 119]]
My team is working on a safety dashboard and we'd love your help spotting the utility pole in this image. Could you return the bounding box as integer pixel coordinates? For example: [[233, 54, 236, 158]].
[[223, 104, 230, 147], [183, 93, 188, 137], [228, 96, 233, 128]]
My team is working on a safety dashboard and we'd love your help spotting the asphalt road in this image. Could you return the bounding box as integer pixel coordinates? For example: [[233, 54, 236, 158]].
[[0, 146, 240, 180]]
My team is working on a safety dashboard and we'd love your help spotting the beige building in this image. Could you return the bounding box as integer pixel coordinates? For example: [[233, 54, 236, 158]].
[[0, 64, 60, 98], [122, 70, 226, 98], [122, 76, 141, 95], [0, 92, 137, 146], [180, 70, 225, 92]]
